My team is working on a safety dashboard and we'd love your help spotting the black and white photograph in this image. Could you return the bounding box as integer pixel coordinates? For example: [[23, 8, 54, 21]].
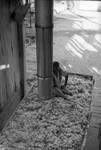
[[0, 0, 101, 149]]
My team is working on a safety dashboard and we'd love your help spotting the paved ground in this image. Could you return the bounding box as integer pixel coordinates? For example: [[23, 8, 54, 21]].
[[53, 2, 101, 149], [54, 9, 101, 86]]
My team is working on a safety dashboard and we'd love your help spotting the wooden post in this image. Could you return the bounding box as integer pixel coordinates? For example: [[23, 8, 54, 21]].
[[35, 0, 53, 99], [17, 23, 25, 97]]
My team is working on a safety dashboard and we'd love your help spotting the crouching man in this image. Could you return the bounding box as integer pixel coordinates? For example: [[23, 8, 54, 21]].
[[52, 61, 72, 99]]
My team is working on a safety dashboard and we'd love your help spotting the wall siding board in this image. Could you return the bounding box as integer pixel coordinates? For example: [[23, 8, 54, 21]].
[[0, 0, 24, 130]]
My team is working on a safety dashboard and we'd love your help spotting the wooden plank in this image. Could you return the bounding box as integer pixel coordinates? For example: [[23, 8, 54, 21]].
[[0, 0, 25, 130], [67, 72, 93, 80], [0, 89, 21, 131], [83, 127, 99, 150], [17, 23, 25, 95]]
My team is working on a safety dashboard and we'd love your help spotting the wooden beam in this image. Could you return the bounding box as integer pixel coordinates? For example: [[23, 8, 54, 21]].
[[17, 23, 25, 96]]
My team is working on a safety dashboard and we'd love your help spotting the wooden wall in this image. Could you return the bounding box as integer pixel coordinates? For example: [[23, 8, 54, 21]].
[[0, 0, 25, 130]]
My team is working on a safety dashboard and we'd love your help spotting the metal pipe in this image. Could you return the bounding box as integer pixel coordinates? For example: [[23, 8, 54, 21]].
[[35, 0, 53, 99]]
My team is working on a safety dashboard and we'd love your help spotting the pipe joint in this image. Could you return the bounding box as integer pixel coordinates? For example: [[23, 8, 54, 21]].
[[37, 76, 52, 100], [35, 24, 53, 29]]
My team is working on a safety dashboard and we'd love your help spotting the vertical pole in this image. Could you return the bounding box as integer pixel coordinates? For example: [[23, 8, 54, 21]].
[[17, 23, 25, 98], [35, 0, 53, 99]]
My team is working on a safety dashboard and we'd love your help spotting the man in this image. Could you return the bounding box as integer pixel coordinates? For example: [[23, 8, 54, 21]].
[[52, 61, 72, 99]]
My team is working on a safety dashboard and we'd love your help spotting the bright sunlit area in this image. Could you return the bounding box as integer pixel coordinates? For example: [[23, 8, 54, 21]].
[[54, 0, 101, 12], [78, 1, 100, 11]]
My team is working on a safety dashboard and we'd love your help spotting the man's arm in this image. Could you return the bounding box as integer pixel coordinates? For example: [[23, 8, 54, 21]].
[[64, 74, 68, 86], [53, 73, 61, 88], [60, 68, 68, 87], [59, 63, 68, 76]]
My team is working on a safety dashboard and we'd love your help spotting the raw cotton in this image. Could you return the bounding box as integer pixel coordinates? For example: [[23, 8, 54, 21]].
[[0, 74, 93, 150]]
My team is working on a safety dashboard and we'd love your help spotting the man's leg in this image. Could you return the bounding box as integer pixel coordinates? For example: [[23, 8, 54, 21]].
[[61, 87, 73, 96], [53, 87, 68, 99]]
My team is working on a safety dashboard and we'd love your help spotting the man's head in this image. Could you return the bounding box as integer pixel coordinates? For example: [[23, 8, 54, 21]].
[[53, 61, 60, 73]]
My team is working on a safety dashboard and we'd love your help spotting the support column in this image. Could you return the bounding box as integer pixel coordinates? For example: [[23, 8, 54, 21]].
[[35, 0, 53, 99]]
